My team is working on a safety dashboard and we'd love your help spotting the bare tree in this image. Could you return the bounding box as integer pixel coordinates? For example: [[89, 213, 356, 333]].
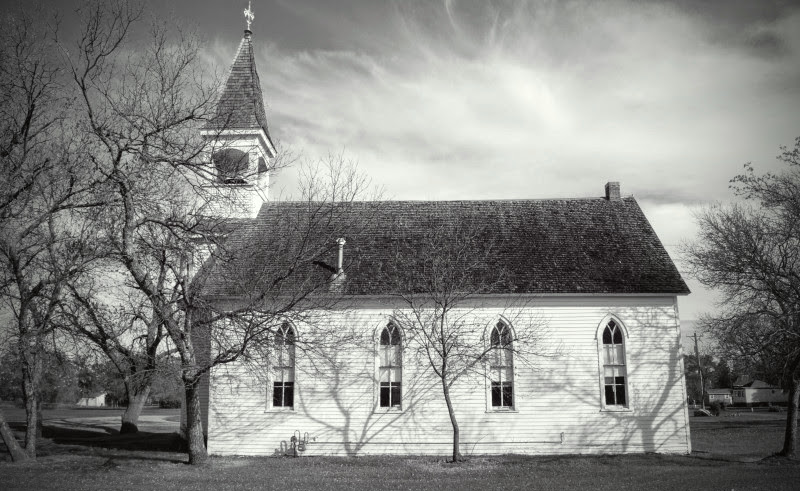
[[0, 4, 101, 461], [59, 278, 170, 433], [11, 0, 385, 466], [54, 0, 233, 464], [684, 136, 800, 458], [700, 314, 784, 387], [58, 0, 381, 466], [382, 213, 550, 462]]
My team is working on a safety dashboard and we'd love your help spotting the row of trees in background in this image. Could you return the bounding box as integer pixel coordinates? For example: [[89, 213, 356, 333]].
[[0, 349, 182, 408], [685, 136, 800, 458]]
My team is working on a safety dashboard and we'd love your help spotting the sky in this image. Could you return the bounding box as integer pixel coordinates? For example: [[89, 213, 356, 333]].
[[8, 0, 800, 326]]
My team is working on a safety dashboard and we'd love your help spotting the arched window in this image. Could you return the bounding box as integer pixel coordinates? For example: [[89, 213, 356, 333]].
[[379, 322, 402, 408], [213, 148, 249, 184], [600, 319, 628, 407], [489, 320, 514, 409], [272, 322, 295, 408]]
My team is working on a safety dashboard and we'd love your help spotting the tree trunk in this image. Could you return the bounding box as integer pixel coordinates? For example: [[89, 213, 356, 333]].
[[21, 353, 39, 459], [22, 388, 37, 458], [35, 409, 43, 439], [120, 385, 151, 434], [779, 378, 800, 458], [441, 379, 461, 462], [0, 409, 29, 462], [184, 377, 208, 465]]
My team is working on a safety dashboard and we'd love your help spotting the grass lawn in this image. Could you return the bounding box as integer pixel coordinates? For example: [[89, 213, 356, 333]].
[[1, 407, 799, 490], [691, 409, 789, 459]]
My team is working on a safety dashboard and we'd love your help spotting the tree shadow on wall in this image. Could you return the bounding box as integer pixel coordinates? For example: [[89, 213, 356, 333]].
[[554, 306, 691, 455], [292, 345, 444, 456], [208, 332, 447, 457]]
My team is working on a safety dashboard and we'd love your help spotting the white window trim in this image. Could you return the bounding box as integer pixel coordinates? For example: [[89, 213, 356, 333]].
[[374, 321, 404, 414], [266, 322, 297, 413], [596, 315, 634, 413], [484, 317, 517, 413]]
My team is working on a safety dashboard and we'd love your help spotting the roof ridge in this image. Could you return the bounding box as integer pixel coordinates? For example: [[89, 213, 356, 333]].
[[263, 196, 637, 205]]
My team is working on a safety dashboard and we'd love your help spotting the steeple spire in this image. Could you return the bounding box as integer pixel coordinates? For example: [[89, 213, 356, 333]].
[[200, 8, 276, 219], [203, 27, 273, 145]]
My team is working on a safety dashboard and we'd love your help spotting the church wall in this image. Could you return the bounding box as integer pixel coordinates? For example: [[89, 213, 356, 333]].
[[201, 185, 261, 219], [205, 295, 691, 456]]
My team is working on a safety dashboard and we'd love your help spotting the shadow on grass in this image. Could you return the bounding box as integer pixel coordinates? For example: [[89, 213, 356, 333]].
[[2, 422, 188, 463], [41, 426, 188, 453], [691, 419, 785, 431]]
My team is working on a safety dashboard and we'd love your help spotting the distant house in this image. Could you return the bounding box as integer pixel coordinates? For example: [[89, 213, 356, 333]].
[[705, 389, 732, 406], [732, 379, 787, 406], [77, 392, 107, 407]]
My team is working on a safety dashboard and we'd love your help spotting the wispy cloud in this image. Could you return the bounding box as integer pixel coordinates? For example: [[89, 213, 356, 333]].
[[204, 1, 800, 201]]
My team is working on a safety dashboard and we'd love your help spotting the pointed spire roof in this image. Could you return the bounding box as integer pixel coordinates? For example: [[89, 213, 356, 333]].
[[205, 30, 272, 142]]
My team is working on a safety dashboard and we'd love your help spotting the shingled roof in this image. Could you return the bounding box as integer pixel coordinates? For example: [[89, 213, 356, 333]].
[[204, 30, 272, 141], [201, 196, 690, 298]]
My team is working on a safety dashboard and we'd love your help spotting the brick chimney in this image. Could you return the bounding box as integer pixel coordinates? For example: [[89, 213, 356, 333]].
[[605, 182, 621, 201]]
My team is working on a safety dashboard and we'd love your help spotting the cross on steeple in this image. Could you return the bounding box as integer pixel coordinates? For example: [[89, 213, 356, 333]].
[[244, 1, 254, 31]]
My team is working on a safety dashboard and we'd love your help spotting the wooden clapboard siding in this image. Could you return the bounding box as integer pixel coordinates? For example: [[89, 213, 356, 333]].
[[205, 295, 691, 456]]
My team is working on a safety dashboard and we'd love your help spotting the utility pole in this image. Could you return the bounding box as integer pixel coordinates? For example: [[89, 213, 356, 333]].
[[693, 333, 705, 410]]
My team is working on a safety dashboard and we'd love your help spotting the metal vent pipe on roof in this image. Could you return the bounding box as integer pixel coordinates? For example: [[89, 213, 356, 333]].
[[336, 238, 346, 274]]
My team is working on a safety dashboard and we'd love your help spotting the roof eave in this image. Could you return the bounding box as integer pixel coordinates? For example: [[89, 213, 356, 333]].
[[200, 128, 276, 158], [200, 291, 690, 302]]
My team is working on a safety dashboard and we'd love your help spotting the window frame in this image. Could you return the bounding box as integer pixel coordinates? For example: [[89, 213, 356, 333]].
[[485, 318, 516, 412], [595, 315, 633, 412], [267, 321, 297, 412], [375, 321, 404, 413]]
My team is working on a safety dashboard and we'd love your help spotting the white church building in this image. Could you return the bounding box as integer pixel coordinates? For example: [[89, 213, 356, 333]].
[[194, 18, 692, 457]]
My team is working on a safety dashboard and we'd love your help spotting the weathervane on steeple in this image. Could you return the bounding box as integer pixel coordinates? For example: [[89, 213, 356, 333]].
[[244, 1, 254, 31]]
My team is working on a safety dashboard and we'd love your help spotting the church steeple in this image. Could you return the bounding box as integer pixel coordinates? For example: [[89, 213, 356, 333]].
[[204, 30, 273, 145], [201, 4, 275, 219]]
